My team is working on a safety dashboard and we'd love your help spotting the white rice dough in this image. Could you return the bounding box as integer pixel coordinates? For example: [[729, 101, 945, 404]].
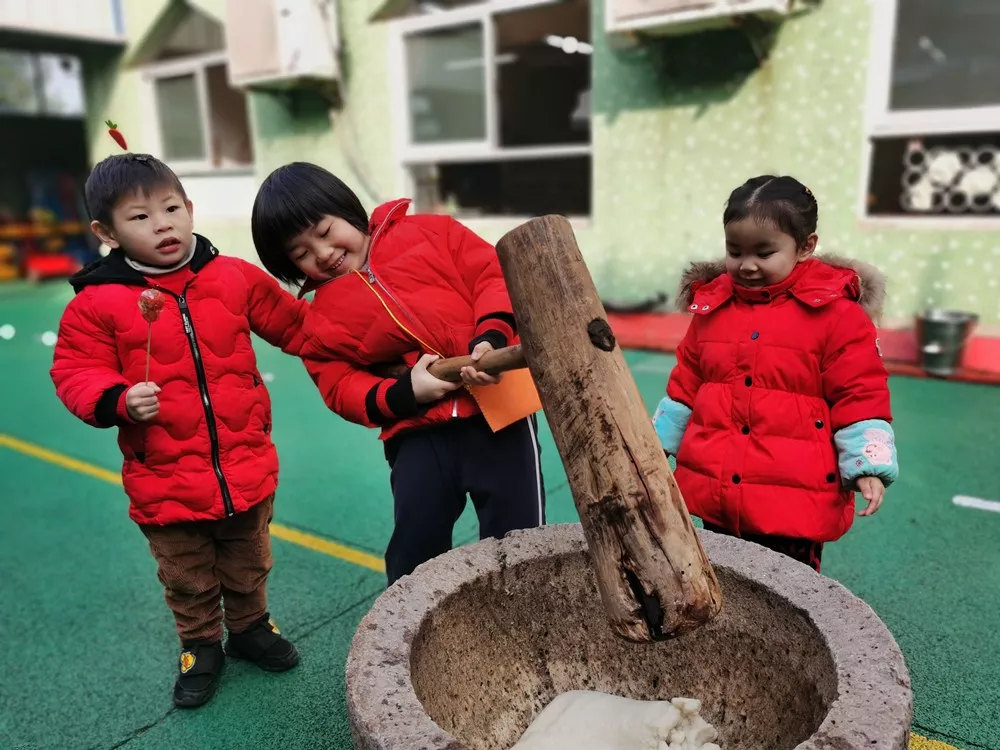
[[511, 691, 722, 750]]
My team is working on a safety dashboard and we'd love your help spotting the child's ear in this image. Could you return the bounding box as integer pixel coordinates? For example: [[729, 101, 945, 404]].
[[90, 220, 119, 249], [186, 199, 194, 218], [798, 232, 819, 260]]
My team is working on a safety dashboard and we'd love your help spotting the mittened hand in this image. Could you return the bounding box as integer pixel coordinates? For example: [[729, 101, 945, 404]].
[[856, 476, 885, 517]]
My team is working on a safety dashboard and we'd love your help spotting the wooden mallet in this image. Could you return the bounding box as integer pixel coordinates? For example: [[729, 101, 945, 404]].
[[489, 215, 723, 643]]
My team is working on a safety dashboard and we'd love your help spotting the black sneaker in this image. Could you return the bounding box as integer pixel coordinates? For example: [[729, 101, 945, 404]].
[[225, 615, 299, 672], [173, 640, 224, 708]]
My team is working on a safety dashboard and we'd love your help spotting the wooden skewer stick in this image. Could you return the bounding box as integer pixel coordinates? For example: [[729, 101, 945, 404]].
[[495, 215, 723, 643], [145, 324, 152, 383]]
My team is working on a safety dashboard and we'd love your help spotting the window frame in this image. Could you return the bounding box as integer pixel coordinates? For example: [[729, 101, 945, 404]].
[[859, 0, 1000, 227], [141, 50, 253, 176], [388, 0, 592, 166]]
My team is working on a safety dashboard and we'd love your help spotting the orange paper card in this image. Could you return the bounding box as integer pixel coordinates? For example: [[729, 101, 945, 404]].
[[468, 368, 542, 432]]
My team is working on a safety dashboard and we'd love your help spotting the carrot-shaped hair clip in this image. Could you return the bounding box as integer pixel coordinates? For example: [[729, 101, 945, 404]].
[[106, 120, 128, 151]]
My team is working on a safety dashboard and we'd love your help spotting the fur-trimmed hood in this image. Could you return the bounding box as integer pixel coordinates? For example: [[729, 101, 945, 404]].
[[676, 254, 887, 322]]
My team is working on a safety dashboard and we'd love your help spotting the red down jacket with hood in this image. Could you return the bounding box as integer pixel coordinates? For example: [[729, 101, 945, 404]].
[[664, 256, 892, 543], [50, 235, 313, 525], [300, 199, 518, 442]]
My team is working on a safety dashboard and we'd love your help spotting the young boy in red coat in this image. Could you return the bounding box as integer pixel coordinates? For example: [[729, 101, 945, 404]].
[[653, 175, 899, 572], [51, 154, 310, 707], [250, 162, 545, 586]]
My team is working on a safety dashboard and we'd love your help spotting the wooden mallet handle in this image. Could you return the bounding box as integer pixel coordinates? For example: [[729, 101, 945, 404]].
[[380, 345, 527, 383]]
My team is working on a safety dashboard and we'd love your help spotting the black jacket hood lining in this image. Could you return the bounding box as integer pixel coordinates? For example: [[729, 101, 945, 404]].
[[69, 234, 218, 293]]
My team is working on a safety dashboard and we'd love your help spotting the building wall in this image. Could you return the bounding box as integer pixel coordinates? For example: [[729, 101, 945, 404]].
[[86, 0, 998, 325], [591, 0, 1000, 326], [84, 0, 254, 256]]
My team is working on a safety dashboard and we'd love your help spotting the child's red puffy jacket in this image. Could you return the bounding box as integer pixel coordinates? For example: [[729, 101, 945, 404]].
[[661, 256, 893, 542], [50, 235, 312, 525], [300, 199, 517, 441]]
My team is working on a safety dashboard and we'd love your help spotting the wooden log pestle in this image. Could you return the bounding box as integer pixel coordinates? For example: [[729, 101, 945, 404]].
[[494, 215, 723, 643]]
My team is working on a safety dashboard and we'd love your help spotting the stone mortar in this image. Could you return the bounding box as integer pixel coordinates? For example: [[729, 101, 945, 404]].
[[346, 524, 912, 749]]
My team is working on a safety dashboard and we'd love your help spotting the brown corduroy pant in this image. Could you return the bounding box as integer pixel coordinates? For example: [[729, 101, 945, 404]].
[[139, 495, 275, 645]]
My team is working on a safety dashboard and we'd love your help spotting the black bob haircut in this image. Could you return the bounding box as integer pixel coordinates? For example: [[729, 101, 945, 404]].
[[251, 162, 370, 284], [722, 175, 818, 247], [84, 153, 186, 227]]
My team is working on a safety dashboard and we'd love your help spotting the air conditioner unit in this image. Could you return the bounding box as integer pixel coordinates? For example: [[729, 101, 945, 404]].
[[225, 0, 340, 92], [606, 0, 801, 37]]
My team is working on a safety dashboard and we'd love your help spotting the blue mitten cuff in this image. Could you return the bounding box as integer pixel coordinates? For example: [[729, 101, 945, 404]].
[[653, 396, 692, 455], [834, 419, 899, 487]]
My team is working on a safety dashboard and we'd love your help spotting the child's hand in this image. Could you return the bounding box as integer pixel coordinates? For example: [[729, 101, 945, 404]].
[[411, 354, 462, 404], [126, 381, 161, 422], [856, 476, 885, 516], [460, 341, 502, 387]]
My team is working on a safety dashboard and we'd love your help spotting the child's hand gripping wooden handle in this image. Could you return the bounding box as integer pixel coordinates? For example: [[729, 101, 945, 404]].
[[381, 345, 527, 382], [428, 345, 526, 382]]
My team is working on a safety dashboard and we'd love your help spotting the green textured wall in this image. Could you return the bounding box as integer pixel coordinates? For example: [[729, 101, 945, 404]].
[[248, 1, 397, 211], [591, 0, 1000, 326], [89, 0, 998, 325]]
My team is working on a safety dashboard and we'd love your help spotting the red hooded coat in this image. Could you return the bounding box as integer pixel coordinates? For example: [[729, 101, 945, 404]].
[[50, 236, 313, 525], [661, 256, 893, 542], [299, 199, 518, 442]]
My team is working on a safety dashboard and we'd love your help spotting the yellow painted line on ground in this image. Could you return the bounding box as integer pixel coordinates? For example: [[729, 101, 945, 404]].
[[0, 433, 385, 573], [0, 435, 969, 748], [269, 524, 384, 572], [910, 735, 960, 750]]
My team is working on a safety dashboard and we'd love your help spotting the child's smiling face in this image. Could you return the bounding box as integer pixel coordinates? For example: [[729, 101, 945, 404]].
[[287, 214, 370, 282], [724, 217, 817, 288]]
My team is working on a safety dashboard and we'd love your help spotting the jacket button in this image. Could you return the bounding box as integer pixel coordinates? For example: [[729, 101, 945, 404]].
[[732, 474, 742, 484], [741, 425, 750, 435], [744, 376, 753, 387], [751, 331, 760, 340], [815, 419, 824, 428], [826, 473, 836, 483]]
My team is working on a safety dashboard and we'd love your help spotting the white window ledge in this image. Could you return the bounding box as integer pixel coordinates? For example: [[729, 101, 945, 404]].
[[171, 165, 255, 178], [857, 216, 1000, 232]]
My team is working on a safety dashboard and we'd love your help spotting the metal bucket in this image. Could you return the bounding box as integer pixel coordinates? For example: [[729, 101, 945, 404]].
[[915, 309, 979, 377]]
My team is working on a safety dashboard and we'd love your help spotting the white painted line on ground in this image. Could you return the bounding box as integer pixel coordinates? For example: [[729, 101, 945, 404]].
[[952, 495, 1000, 513]]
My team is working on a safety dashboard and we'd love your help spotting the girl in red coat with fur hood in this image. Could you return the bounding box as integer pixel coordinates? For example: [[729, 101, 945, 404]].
[[653, 176, 899, 572]]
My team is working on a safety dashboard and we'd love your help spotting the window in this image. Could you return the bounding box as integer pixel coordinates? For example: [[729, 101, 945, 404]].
[[390, 0, 591, 217], [864, 1, 1000, 220], [141, 8, 253, 172], [0, 50, 85, 118]]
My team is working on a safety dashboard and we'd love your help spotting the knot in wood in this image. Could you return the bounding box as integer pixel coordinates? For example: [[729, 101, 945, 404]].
[[587, 318, 616, 352]]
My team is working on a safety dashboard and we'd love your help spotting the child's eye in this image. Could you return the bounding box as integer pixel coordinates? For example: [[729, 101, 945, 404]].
[[166, 205, 179, 212], [130, 214, 147, 221], [321, 224, 331, 238], [758, 251, 775, 259]]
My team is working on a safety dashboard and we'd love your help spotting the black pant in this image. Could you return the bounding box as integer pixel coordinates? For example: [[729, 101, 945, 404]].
[[383, 415, 546, 585], [702, 522, 824, 573]]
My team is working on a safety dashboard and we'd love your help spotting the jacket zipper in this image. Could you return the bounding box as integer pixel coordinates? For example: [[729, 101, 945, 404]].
[[365, 267, 460, 418], [173, 288, 235, 517]]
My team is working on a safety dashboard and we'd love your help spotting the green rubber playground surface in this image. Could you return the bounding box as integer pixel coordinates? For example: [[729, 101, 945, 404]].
[[1, 280, 998, 750]]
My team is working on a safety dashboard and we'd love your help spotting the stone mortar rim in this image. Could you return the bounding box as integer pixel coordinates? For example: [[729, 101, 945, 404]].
[[345, 523, 913, 750]]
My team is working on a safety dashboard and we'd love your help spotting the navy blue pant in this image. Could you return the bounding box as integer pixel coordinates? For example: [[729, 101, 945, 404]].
[[383, 415, 545, 585]]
